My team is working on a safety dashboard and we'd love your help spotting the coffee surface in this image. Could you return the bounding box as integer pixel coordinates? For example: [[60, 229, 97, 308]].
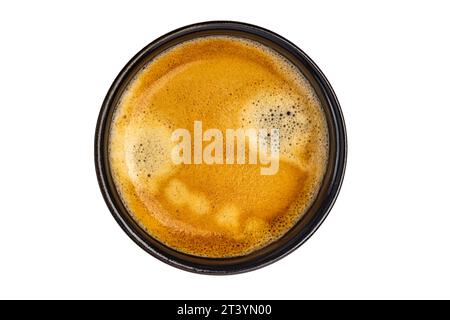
[[109, 36, 328, 257]]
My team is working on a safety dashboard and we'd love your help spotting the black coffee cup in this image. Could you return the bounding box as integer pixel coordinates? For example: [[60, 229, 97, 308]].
[[95, 21, 347, 274]]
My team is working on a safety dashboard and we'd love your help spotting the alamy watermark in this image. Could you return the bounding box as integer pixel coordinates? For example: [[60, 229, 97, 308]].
[[171, 121, 280, 175]]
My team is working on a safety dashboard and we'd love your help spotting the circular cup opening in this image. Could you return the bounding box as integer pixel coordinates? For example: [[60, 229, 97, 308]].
[[95, 21, 347, 275]]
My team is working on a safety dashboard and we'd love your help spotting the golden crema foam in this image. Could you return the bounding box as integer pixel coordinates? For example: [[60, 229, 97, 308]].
[[109, 36, 329, 257]]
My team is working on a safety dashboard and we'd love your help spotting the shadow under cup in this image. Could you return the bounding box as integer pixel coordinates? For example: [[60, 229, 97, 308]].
[[95, 21, 347, 274]]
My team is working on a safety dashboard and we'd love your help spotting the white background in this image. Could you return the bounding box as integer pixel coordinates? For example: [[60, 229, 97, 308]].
[[0, 0, 449, 300]]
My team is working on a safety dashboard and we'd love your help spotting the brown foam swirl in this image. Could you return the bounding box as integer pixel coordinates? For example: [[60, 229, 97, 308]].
[[109, 36, 328, 257]]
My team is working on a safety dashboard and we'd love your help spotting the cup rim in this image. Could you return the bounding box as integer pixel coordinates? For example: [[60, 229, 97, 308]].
[[95, 20, 347, 275]]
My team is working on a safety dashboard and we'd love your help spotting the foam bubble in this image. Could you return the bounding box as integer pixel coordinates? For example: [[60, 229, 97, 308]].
[[122, 124, 175, 193], [165, 178, 211, 216]]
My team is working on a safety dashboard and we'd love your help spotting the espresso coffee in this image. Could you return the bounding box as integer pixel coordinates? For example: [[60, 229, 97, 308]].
[[109, 36, 328, 257]]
